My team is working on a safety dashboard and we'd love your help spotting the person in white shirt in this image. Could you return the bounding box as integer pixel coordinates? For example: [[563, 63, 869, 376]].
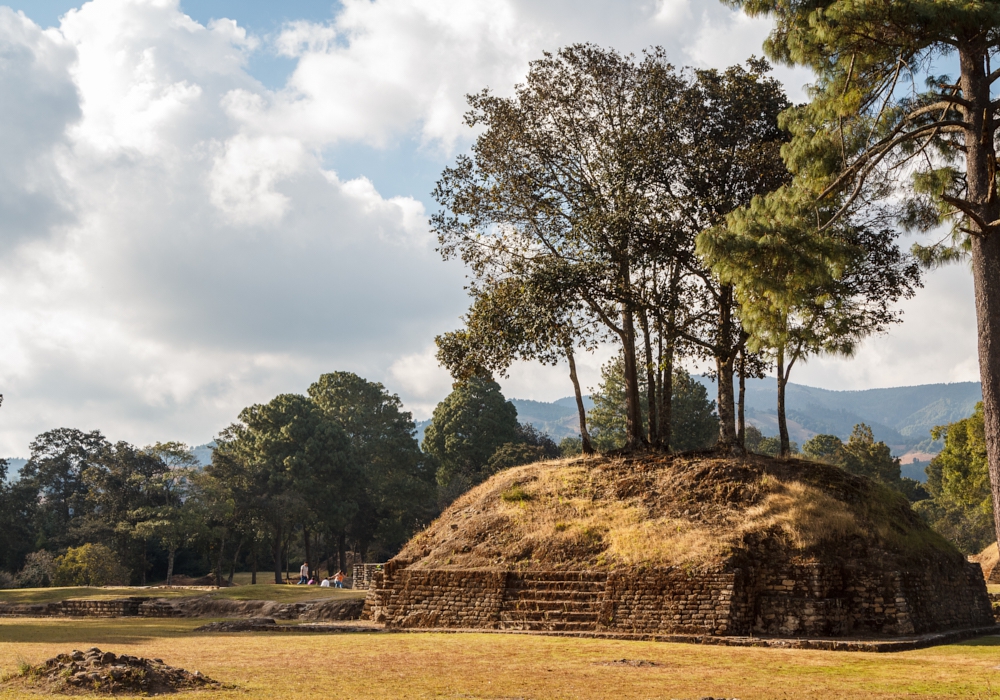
[[320, 577, 331, 588], [298, 561, 309, 584]]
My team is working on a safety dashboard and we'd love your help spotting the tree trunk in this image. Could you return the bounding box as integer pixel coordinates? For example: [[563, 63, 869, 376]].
[[738, 349, 747, 450], [251, 544, 257, 585], [621, 306, 647, 449], [338, 531, 347, 574], [302, 526, 311, 575], [214, 535, 226, 587], [639, 309, 658, 446], [565, 344, 594, 454], [166, 547, 176, 586], [715, 285, 738, 447], [777, 345, 791, 457], [661, 345, 674, 452], [272, 525, 283, 584], [960, 44, 1000, 548], [228, 538, 243, 585]]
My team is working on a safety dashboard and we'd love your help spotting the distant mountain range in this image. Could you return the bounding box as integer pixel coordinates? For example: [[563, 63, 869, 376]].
[[415, 380, 981, 461], [5, 381, 981, 483]]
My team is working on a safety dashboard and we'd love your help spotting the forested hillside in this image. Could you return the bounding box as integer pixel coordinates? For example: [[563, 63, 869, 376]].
[[472, 381, 982, 455]]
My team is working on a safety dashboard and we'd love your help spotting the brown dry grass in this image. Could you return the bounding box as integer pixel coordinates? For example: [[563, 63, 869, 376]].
[[971, 543, 1000, 581], [1, 617, 999, 699], [399, 452, 957, 571]]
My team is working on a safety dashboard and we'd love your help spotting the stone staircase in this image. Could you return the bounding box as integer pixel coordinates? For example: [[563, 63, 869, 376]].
[[500, 571, 607, 632]]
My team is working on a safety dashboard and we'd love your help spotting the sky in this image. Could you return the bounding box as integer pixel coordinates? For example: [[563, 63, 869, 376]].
[[0, 0, 981, 457]]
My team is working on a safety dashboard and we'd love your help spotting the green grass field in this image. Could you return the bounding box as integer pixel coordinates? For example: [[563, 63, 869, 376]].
[[0, 584, 364, 605], [1, 618, 999, 699]]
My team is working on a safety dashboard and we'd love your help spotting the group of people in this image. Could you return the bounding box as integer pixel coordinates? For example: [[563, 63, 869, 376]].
[[297, 561, 346, 588]]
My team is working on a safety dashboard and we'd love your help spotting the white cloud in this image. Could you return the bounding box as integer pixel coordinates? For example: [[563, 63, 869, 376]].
[[0, 0, 977, 459]]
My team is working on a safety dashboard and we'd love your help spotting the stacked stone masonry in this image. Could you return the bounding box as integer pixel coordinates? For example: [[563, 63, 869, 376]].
[[0, 598, 183, 618], [363, 561, 994, 638]]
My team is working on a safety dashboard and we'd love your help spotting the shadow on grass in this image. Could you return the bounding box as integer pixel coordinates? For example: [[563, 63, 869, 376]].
[[0, 620, 196, 645], [952, 634, 1000, 647]]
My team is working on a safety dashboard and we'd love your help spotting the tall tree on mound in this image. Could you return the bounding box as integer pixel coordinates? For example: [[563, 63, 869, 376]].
[[433, 45, 790, 451], [700, 218, 921, 457], [308, 372, 437, 564], [589, 356, 718, 452], [422, 377, 519, 503], [436, 275, 597, 454], [718, 0, 1000, 549]]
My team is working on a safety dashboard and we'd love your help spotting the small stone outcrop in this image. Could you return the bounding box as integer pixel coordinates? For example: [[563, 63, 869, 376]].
[[3, 647, 219, 695], [364, 453, 995, 639]]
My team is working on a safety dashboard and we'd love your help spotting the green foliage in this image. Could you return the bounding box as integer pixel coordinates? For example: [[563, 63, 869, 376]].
[[758, 436, 797, 457], [15, 551, 56, 588], [559, 437, 583, 457], [589, 358, 718, 452], [214, 392, 361, 582], [841, 424, 901, 484], [500, 484, 532, 503], [423, 377, 520, 498], [308, 372, 436, 559], [487, 444, 550, 473], [802, 426, 928, 503], [20, 428, 108, 550], [52, 544, 128, 587], [802, 434, 844, 463], [913, 403, 994, 554]]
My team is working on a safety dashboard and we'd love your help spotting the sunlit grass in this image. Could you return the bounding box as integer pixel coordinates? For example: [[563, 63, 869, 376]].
[[1, 618, 999, 699]]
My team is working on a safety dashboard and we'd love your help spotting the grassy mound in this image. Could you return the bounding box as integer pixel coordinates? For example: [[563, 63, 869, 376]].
[[399, 452, 959, 571]]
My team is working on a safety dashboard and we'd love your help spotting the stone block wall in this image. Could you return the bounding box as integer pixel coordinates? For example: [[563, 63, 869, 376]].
[[0, 598, 182, 618], [364, 569, 507, 628], [352, 564, 385, 591], [364, 560, 995, 638], [602, 568, 741, 635]]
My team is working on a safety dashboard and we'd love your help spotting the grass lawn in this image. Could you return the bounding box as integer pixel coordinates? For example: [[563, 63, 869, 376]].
[[0, 585, 364, 605], [1, 618, 1000, 699]]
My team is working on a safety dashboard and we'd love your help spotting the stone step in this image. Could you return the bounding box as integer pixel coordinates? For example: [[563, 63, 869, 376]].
[[513, 572, 607, 583], [504, 589, 601, 602], [500, 620, 600, 632], [505, 599, 598, 612], [505, 581, 605, 593], [500, 610, 599, 623]]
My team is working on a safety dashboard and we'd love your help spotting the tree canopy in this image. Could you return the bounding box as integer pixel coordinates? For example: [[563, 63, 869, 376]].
[[422, 377, 520, 502], [719, 0, 1000, 542]]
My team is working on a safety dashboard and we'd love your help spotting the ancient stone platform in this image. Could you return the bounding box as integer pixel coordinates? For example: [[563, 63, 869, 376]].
[[364, 561, 994, 639]]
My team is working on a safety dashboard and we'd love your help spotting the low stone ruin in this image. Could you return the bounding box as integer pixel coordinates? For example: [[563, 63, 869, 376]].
[[364, 454, 996, 641], [4, 647, 219, 695]]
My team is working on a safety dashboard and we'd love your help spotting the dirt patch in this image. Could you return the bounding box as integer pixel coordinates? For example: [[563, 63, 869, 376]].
[[597, 659, 661, 667], [3, 647, 221, 695], [194, 618, 277, 632]]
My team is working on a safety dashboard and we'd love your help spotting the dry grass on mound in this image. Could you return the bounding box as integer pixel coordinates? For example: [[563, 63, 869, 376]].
[[970, 542, 1000, 581], [399, 452, 955, 571]]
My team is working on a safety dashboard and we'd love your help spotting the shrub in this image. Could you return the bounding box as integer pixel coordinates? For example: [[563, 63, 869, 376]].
[[501, 483, 532, 503], [15, 551, 57, 588], [53, 544, 129, 587], [0, 571, 15, 589]]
